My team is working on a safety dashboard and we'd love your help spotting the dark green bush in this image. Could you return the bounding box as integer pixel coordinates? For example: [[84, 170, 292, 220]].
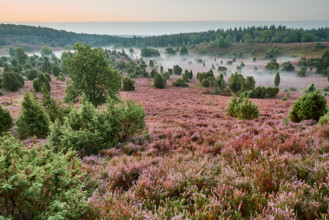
[[49, 97, 146, 155], [297, 67, 307, 77], [26, 69, 38, 80], [0, 134, 89, 219], [282, 61, 295, 71], [173, 78, 189, 87], [16, 93, 50, 139], [265, 59, 279, 71], [0, 104, 13, 135], [266, 87, 280, 98], [173, 65, 182, 75], [1, 71, 23, 91], [202, 79, 210, 87], [33, 72, 50, 92], [154, 74, 166, 89], [289, 91, 327, 122], [122, 76, 135, 91], [163, 72, 170, 79]]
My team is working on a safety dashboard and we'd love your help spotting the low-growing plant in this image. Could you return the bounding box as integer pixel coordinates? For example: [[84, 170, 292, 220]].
[[266, 87, 280, 98], [1, 71, 24, 91]]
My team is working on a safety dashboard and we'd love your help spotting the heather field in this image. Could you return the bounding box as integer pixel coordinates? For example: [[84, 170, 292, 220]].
[[2, 71, 329, 219]]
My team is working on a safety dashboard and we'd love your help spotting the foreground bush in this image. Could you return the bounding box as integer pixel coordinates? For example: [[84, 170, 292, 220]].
[[16, 93, 50, 139], [49, 97, 146, 155], [227, 96, 259, 120], [0, 104, 13, 135], [122, 76, 135, 91], [0, 134, 89, 219], [289, 91, 327, 122]]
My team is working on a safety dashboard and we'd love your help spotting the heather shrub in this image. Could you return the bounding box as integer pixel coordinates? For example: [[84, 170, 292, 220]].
[[122, 76, 135, 91], [0, 104, 13, 135], [173, 78, 189, 87], [49, 97, 146, 155], [0, 134, 89, 219], [154, 74, 166, 89], [16, 93, 50, 139], [289, 91, 327, 123], [227, 97, 259, 120], [1, 71, 23, 91]]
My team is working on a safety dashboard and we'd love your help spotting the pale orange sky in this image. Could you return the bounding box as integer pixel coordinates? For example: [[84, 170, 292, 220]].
[[2, 0, 329, 22]]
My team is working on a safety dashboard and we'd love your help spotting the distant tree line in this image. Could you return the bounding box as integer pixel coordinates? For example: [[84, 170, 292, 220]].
[[1, 24, 329, 49]]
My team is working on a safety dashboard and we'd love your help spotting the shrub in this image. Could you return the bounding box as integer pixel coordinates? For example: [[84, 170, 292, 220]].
[[0, 104, 13, 135], [173, 65, 182, 75], [184, 70, 193, 79], [305, 83, 316, 93], [33, 72, 50, 92], [282, 61, 295, 71], [26, 69, 38, 80], [16, 93, 50, 139], [228, 73, 245, 93], [266, 87, 280, 98], [289, 91, 327, 123], [282, 97, 288, 101], [45, 73, 51, 81], [163, 72, 170, 79], [201, 79, 210, 87], [297, 67, 307, 77], [0, 134, 88, 219], [227, 96, 259, 120], [41, 86, 68, 124], [173, 78, 189, 87], [154, 74, 166, 89], [265, 59, 279, 71], [289, 87, 297, 91], [141, 48, 160, 57], [237, 98, 259, 120], [49, 97, 146, 155], [274, 72, 280, 87], [57, 73, 65, 81], [150, 69, 157, 78], [1, 71, 23, 91], [122, 76, 135, 91]]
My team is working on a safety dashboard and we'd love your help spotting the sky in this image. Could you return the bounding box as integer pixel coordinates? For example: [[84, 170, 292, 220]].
[[2, 0, 329, 22]]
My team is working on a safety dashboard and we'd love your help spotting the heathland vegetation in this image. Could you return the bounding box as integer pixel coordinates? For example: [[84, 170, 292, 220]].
[[2, 24, 329, 218]]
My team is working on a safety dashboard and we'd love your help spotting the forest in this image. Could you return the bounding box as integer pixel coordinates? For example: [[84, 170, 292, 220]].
[[1, 23, 329, 51]]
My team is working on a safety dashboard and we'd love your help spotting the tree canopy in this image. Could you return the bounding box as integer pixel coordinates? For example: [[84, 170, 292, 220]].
[[64, 43, 122, 107]]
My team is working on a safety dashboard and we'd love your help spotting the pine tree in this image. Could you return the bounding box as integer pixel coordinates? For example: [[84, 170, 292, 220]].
[[275, 72, 281, 87], [16, 93, 50, 139]]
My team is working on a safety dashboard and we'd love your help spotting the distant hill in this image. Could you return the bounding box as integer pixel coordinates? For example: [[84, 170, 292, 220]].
[[0, 23, 128, 51]]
